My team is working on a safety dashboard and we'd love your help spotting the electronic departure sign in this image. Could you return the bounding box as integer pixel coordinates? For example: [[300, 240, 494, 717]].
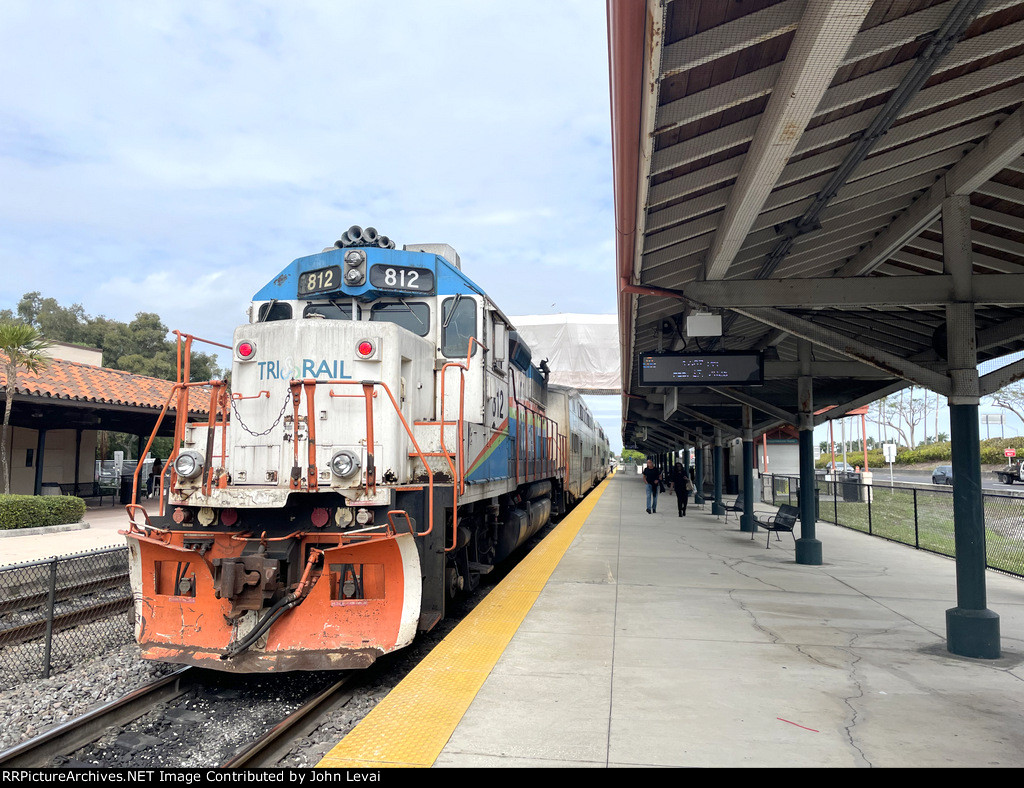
[[640, 352, 764, 387]]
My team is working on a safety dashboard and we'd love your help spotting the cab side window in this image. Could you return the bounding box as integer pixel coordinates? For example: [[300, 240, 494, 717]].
[[442, 296, 477, 357], [490, 312, 508, 371]]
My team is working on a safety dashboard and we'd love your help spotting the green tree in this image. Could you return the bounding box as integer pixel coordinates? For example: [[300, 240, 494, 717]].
[[5, 293, 223, 384], [0, 321, 53, 494]]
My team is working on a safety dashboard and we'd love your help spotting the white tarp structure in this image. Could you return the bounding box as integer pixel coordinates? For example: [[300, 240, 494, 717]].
[[509, 314, 620, 394]]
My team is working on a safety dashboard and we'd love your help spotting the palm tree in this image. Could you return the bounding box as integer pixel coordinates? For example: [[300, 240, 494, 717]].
[[0, 322, 53, 495]]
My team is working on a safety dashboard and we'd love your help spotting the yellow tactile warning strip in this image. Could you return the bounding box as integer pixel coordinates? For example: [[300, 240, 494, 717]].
[[317, 475, 613, 769]]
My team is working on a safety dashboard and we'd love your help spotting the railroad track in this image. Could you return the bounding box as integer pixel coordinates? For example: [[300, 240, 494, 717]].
[[222, 675, 355, 767], [0, 595, 134, 649], [0, 666, 355, 768], [0, 667, 194, 767], [0, 571, 130, 615]]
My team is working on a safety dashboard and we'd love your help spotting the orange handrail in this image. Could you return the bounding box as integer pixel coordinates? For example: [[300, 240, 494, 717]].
[[306, 379, 435, 540]]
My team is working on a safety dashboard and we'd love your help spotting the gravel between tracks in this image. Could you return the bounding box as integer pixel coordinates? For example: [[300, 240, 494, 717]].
[[0, 644, 179, 752]]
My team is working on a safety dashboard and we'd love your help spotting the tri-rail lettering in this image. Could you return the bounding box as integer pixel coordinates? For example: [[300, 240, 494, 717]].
[[257, 359, 354, 381]]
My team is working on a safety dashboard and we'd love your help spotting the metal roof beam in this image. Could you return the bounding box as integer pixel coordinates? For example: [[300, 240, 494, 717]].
[[980, 357, 1024, 396], [715, 387, 798, 426], [686, 274, 1024, 308], [660, 0, 804, 78], [651, 65, 1022, 182], [838, 104, 1024, 277], [734, 305, 951, 393], [653, 8, 1023, 139], [672, 405, 743, 439], [766, 361, 892, 379], [694, 1, 872, 281], [645, 153, 951, 257], [812, 379, 911, 427], [977, 316, 1024, 352]]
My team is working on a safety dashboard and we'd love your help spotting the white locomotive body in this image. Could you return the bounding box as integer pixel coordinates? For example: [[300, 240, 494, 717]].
[[125, 229, 609, 672]]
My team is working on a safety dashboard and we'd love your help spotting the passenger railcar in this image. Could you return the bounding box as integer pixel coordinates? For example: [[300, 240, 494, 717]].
[[125, 228, 608, 672]]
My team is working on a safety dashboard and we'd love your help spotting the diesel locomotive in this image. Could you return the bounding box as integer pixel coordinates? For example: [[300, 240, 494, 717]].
[[124, 227, 609, 672]]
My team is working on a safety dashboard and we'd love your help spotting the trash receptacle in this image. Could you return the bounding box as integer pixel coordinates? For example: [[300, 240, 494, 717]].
[[119, 476, 133, 505], [841, 472, 860, 502], [726, 474, 739, 495]]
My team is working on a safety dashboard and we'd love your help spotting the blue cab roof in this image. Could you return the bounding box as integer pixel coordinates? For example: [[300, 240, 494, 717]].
[[252, 247, 485, 302]]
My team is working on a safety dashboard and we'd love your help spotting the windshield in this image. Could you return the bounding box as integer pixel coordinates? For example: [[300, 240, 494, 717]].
[[304, 301, 361, 320], [369, 302, 431, 336]]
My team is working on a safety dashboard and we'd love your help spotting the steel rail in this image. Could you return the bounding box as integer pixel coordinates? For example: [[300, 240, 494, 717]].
[[0, 571, 129, 615], [0, 596, 134, 649], [0, 667, 194, 767], [219, 673, 354, 768]]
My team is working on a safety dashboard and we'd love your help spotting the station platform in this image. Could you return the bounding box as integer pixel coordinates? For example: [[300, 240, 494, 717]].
[[320, 472, 1024, 769]]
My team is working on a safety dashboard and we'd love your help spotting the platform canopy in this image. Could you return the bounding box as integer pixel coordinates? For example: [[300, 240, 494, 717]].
[[609, 0, 1024, 452], [510, 314, 621, 394]]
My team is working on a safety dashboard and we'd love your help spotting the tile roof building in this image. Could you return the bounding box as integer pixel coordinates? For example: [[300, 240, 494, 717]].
[[1, 344, 205, 497]]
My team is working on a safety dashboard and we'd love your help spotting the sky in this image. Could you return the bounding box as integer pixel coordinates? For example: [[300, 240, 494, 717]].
[[0, 1, 625, 450]]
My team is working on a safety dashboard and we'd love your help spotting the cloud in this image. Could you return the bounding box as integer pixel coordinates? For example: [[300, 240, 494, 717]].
[[0, 0, 619, 436]]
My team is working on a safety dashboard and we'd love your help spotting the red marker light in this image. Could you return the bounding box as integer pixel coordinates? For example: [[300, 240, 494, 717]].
[[236, 341, 256, 360], [356, 340, 374, 358]]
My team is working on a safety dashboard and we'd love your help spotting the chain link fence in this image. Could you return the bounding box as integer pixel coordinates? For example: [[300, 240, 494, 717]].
[[0, 546, 135, 689], [762, 474, 1024, 577]]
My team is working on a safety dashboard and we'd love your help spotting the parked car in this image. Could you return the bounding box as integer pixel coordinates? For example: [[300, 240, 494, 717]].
[[824, 461, 854, 472], [932, 465, 953, 485]]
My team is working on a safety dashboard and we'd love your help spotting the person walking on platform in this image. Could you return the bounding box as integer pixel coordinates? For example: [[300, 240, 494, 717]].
[[669, 462, 692, 517], [643, 459, 662, 514]]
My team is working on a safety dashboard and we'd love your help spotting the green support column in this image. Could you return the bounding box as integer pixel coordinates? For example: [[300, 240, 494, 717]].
[[741, 406, 755, 532], [795, 426, 822, 565], [795, 362, 821, 565], [694, 441, 705, 505], [946, 402, 1000, 658], [712, 431, 724, 516]]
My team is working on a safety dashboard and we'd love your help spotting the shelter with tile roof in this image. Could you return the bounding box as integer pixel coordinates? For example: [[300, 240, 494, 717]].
[[1, 343, 204, 496]]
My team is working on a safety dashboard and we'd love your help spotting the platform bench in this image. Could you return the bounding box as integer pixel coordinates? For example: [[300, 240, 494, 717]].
[[722, 495, 744, 521], [752, 504, 798, 549]]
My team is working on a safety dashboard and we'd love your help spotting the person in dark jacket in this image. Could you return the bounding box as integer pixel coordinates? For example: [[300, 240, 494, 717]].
[[669, 462, 692, 517], [147, 457, 163, 499], [642, 459, 662, 514]]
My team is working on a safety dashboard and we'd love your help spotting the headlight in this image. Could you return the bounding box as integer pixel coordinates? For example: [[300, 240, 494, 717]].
[[330, 450, 361, 479], [173, 450, 205, 480]]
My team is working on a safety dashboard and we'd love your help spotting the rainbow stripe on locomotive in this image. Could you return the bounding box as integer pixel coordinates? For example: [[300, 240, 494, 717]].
[[124, 228, 609, 672]]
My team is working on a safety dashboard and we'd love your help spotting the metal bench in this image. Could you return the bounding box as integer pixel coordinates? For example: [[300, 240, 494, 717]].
[[722, 495, 744, 521], [752, 504, 798, 549]]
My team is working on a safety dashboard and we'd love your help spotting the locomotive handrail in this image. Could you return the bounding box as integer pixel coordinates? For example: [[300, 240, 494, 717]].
[[124, 503, 169, 534], [297, 378, 435, 540], [437, 336, 489, 551], [131, 384, 178, 513], [386, 510, 415, 536]]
